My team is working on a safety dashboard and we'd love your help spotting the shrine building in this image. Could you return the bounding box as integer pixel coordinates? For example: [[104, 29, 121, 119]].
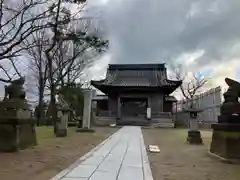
[[91, 63, 182, 126]]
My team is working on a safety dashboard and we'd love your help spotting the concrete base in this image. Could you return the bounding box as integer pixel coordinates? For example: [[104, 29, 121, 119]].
[[76, 128, 95, 133], [208, 151, 240, 164], [55, 129, 67, 137], [210, 124, 240, 160], [187, 130, 203, 144], [210, 114, 240, 160]]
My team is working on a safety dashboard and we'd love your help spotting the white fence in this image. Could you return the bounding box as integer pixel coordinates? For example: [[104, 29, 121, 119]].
[[173, 86, 222, 128]]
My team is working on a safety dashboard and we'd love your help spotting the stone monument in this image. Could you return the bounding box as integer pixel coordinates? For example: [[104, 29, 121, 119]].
[[55, 94, 71, 137], [210, 78, 240, 161], [76, 89, 95, 132], [185, 104, 203, 144], [0, 77, 37, 152]]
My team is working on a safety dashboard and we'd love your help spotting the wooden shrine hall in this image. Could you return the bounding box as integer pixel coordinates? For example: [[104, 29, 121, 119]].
[[91, 63, 182, 127]]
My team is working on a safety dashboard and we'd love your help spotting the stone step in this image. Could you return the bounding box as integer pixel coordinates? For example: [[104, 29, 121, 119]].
[[94, 117, 116, 126], [117, 119, 150, 126], [152, 123, 174, 128]]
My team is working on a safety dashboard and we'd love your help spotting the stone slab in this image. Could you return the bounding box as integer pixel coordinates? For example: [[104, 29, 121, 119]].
[[89, 170, 118, 180], [66, 165, 97, 178], [62, 178, 87, 180], [118, 166, 144, 180], [51, 126, 153, 180], [148, 145, 160, 153]]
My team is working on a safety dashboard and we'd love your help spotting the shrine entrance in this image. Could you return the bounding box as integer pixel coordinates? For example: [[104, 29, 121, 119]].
[[120, 97, 148, 117]]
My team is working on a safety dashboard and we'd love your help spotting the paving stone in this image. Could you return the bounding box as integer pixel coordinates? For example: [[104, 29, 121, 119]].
[[122, 158, 142, 167], [51, 126, 153, 180], [61, 178, 87, 180], [140, 130, 154, 180], [117, 166, 144, 180], [81, 156, 105, 165], [89, 170, 117, 180], [98, 161, 122, 173], [66, 165, 97, 178]]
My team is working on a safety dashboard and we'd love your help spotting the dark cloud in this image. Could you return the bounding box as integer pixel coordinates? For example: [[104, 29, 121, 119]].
[[94, 0, 240, 66]]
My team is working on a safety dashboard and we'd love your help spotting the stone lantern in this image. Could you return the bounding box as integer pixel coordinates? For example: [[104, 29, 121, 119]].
[[185, 104, 203, 144], [210, 78, 240, 161], [0, 77, 37, 152], [55, 94, 72, 137]]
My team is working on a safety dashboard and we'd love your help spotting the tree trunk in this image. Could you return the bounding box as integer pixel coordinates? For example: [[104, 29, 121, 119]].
[[46, 53, 58, 134], [49, 82, 57, 134], [37, 74, 45, 126]]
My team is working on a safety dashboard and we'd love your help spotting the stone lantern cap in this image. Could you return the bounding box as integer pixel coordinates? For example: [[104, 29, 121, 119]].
[[183, 103, 203, 113], [184, 107, 203, 113]]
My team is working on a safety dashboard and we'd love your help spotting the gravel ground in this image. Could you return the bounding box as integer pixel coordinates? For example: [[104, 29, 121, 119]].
[[142, 128, 240, 180], [0, 126, 117, 180]]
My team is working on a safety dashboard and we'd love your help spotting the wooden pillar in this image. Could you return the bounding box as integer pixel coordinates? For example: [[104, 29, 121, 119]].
[[160, 94, 163, 112], [117, 96, 121, 119], [148, 96, 151, 108], [108, 98, 111, 116]]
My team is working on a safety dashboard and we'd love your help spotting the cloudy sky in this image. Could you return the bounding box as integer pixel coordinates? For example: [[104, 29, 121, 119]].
[[86, 0, 240, 97], [1, 0, 240, 102]]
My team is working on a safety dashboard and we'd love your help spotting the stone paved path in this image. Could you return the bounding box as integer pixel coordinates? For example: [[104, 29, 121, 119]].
[[51, 126, 153, 180]]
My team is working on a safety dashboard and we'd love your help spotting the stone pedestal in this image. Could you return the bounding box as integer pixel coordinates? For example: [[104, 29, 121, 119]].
[[187, 117, 203, 144], [0, 101, 37, 152], [210, 115, 240, 160], [187, 130, 203, 144]]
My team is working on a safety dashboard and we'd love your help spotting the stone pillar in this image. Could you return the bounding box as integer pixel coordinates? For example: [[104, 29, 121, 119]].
[[82, 90, 92, 129], [91, 101, 97, 124], [76, 89, 95, 132]]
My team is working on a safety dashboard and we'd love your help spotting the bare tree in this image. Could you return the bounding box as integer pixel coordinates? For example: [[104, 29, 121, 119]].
[[43, 0, 108, 134], [0, 0, 57, 84], [173, 64, 207, 101], [22, 25, 50, 126], [0, 57, 23, 82], [0, 0, 51, 60], [51, 38, 105, 87]]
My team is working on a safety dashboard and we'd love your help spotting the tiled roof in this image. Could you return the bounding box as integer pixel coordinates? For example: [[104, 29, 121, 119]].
[[165, 96, 177, 102], [92, 95, 108, 100], [110, 77, 151, 86], [91, 64, 182, 87]]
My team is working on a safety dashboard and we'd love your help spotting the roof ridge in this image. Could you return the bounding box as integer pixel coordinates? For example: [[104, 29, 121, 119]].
[[108, 63, 166, 70]]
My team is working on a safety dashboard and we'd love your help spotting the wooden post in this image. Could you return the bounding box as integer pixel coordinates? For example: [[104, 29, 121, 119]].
[[117, 96, 121, 119], [108, 98, 111, 117]]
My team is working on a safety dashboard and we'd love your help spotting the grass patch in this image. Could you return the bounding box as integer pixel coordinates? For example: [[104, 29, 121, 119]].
[[36, 126, 55, 142], [143, 128, 240, 180], [36, 126, 76, 145]]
